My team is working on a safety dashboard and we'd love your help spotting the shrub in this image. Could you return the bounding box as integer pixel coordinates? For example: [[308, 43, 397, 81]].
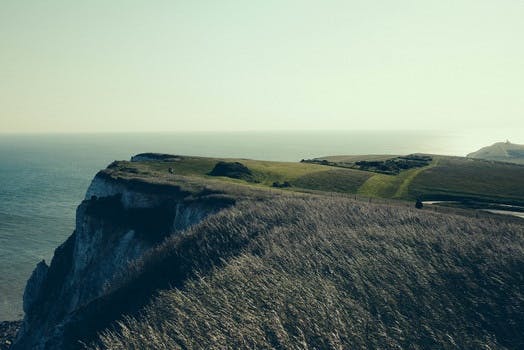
[[208, 161, 254, 182]]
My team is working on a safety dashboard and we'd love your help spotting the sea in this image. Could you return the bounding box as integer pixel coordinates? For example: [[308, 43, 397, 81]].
[[0, 129, 521, 320]]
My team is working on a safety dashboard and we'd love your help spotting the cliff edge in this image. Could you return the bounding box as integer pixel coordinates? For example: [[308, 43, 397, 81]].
[[11, 154, 524, 350], [12, 160, 235, 350]]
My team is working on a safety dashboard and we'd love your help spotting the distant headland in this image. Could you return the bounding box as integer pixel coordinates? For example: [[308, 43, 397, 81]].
[[467, 141, 524, 164]]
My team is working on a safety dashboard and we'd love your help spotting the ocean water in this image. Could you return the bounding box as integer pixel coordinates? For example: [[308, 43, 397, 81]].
[[0, 130, 521, 320]]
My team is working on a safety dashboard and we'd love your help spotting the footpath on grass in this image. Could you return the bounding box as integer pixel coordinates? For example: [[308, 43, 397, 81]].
[[357, 159, 438, 199]]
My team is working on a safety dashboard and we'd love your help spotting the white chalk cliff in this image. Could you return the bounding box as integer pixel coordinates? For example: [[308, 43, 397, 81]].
[[13, 163, 232, 350]]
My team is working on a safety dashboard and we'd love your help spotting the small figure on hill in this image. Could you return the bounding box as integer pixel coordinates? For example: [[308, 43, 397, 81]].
[[415, 198, 423, 209], [168, 167, 174, 174]]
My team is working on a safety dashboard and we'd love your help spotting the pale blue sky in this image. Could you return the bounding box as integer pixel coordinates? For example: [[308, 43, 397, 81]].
[[1, 0, 523, 133]]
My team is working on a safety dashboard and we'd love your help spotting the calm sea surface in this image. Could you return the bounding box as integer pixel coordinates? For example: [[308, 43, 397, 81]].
[[0, 130, 521, 320]]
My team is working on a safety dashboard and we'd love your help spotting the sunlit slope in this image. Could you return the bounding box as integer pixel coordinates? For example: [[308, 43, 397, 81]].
[[357, 164, 434, 199], [309, 154, 524, 204], [122, 156, 373, 194], [121, 154, 524, 205]]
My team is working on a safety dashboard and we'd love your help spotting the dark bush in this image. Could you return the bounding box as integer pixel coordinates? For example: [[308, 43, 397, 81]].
[[272, 181, 292, 188], [208, 162, 254, 182]]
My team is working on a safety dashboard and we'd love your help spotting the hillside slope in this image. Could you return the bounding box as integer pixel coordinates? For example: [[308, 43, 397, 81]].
[[93, 194, 524, 349], [302, 154, 524, 205], [12, 155, 524, 349], [108, 153, 524, 206], [467, 141, 524, 164], [409, 156, 524, 204]]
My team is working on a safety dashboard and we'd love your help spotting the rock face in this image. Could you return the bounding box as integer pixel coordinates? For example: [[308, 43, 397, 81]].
[[12, 170, 231, 350], [0, 321, 21, 350], [22, 260, 49, 314]]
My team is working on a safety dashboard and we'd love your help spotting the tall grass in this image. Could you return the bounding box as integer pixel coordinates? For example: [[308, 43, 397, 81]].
[[91, 195, 524, 349]]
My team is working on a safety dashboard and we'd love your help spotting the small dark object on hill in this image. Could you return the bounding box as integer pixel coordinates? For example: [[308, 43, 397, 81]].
[[415, 199, 423, 209], [208, 161, 254, 182], [168, 167, 174, 174], [272, 181, 292, 188]]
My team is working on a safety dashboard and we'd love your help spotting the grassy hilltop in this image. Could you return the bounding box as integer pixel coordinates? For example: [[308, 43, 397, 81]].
[[111, 152, 524, 206], [467, 141, 524, 165], [84, 158, 524, 349], [18, 153, 517, 349]]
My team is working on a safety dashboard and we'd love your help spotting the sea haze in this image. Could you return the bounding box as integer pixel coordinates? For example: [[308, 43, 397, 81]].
[[0, 130, 520, 320]]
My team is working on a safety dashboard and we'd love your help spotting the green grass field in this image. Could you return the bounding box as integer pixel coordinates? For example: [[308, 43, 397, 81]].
[[112, 156, 374, 194], [409, 156, 524, 204], [113, 153, 524, 206]]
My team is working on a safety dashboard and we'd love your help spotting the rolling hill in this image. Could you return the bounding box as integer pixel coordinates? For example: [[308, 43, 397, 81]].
[[123, 153, 524, 207], [467, 141, 524, 164], [12, 154, 524, 350]]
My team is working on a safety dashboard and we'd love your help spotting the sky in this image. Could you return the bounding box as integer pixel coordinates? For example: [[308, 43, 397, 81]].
[[0, 0, 523, 133]]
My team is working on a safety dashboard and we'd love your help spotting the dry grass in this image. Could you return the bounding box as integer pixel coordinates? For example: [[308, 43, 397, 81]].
[[90, 194, 524, 350]]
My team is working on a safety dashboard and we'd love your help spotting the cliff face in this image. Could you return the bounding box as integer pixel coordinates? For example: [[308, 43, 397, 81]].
[[13, 169, 232, 350]]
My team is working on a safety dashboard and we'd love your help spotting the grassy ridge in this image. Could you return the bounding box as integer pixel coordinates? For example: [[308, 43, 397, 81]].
[[116, 153, 524, 205], [115, 156, 373, 194], [93, 194, 524, 349], [409, 156, 524, 204]]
